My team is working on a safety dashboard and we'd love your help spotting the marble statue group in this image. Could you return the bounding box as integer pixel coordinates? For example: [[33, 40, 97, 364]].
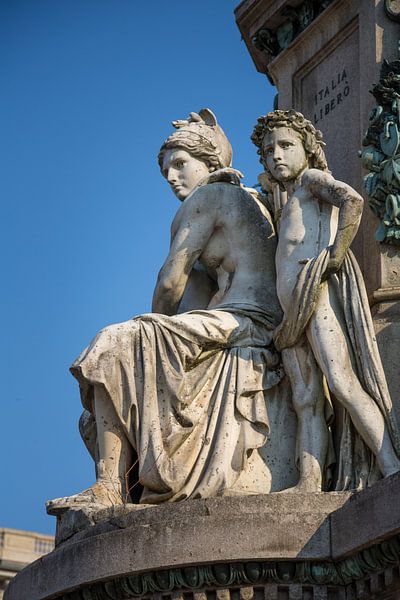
[[47, 108, 400, 516]]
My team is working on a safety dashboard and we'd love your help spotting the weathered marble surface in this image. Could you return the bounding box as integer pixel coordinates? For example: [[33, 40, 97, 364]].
[[252, 109, 400, 492], [7, 475, 400, 600], [7, 493, 353, 599], [235, 0, 400, 447], [46, 109, 297, 518]]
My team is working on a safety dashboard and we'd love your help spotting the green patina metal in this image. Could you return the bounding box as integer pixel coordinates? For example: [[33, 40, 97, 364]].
[[385, 0, 400, 22], [59, 533, 400, 599], [360, 59, 400, 245], [251, 0, 334, 61]]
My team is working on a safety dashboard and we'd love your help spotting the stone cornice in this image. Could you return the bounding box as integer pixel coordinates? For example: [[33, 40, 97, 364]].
[[58, 532, 400, 598], [234, 0, 338, 80], [251, 1, 335, 62], [5, 475, 400, 600]]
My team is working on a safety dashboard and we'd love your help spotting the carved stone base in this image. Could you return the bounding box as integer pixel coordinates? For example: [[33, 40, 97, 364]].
[[5, 474, 400, 600]]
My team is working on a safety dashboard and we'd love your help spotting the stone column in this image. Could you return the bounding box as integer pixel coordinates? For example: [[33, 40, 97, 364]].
[[235, 0, 400, 420]]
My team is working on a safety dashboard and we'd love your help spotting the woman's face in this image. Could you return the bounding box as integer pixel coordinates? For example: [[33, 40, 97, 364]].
[[161, 148, 210, 200]]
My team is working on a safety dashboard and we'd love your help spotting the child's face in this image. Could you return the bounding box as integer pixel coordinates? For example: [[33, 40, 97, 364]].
[[262, 127, 308, 183]]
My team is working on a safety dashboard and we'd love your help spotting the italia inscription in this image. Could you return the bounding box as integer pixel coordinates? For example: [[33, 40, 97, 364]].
[[313, 68, 350, 125]]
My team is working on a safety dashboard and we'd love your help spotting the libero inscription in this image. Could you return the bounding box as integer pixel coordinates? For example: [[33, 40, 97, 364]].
[[313, 69, 350, 125]]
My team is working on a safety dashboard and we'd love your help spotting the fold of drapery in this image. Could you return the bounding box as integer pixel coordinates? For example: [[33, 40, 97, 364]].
[[274, 248, 400, 490], [71, 306, 284, 503]]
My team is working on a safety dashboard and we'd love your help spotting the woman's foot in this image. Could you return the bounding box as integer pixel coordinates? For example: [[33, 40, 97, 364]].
[[46, 479, 125, 515]]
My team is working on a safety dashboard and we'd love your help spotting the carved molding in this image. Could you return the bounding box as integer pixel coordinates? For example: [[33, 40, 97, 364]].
[[251, 0, 335, 61], [369, 286, 400, 306], [360, 59, 400, 245], [58, 533, 400, 599]]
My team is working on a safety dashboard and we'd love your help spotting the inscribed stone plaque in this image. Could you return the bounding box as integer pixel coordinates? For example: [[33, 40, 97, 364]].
[[293, 20, 360, 191]]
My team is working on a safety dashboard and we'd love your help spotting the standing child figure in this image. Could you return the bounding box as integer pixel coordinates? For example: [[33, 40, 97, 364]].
[[252, 110, 400, 491]]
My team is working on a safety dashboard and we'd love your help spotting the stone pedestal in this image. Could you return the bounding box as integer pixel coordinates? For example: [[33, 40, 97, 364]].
[[235, 0, 400, 419], [6, 474, 400, 600]]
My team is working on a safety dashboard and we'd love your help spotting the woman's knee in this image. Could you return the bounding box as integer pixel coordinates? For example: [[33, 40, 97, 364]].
[[98, 320, 139, 343]]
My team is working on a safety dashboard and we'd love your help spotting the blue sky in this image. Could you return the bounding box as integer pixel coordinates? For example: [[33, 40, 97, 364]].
[[0, 1, 275, 535]]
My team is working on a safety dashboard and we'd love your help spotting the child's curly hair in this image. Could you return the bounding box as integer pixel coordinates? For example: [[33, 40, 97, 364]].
[[251, 110, 329, 187]]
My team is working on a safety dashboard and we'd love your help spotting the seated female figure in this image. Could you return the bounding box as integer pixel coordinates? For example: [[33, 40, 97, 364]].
[[47, 109, 285, 514]]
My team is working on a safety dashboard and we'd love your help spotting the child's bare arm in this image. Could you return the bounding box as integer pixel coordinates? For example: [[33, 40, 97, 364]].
[[301, 169, 364, 277]]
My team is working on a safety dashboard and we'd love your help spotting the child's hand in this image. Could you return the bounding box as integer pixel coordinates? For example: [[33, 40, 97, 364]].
[[321, 247, 344, 281]]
